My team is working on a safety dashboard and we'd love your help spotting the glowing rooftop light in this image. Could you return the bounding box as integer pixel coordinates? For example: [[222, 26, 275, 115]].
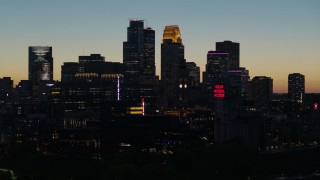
[[163, 25, 182, 43]]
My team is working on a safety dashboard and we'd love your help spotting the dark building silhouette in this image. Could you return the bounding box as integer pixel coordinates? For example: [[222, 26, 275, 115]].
[[28, 46, 53, 84], [251, 76, 273, 106], [161, 25, 186, 106], [123, 20, 157, 104], [123, 20, 144, 81], [288, 73, 305, 103], [78, 54, 105, 73], [0, 77, 13, 108], [186, 62, 200, 87], [143, 27, 156, 75], [122, 20, 159, 114], [79, 54, 105, 63], [0, 77, 13, 94], [16, 80, 33, 99], [216, 40, 239, 68], [61, 62, 79, 82], [204, 51, 229, 86], [226, 68, 250, 99], [61, 54, 124, 112]]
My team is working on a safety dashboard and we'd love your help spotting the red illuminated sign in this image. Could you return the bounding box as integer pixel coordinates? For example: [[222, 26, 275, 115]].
[[215, 85, 224, 89], [214, 94, 225, 98], [213, 84, 225, 98], [314, 103, 318, 110]]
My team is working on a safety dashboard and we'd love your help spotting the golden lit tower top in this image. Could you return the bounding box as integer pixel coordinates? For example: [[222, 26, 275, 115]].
[[163, 25, 182, 43]]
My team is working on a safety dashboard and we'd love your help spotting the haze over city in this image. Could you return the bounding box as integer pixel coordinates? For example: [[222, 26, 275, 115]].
[[1, 0, 320, 92]]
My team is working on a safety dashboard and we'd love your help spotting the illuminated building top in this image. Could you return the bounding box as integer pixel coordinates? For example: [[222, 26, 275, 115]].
[[163, 25, 182, 43]]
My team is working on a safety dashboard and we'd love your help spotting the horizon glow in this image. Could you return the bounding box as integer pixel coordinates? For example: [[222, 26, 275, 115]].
[[0, 0, 319, 93]]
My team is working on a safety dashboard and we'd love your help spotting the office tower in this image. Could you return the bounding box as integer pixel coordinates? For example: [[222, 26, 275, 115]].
[[227, 67, 250, 99], [288, 73, 305, 103], [28, 46, 53, 84], [216, 40, 240, 68], [143, 27, 155, 75], [251, 76, 273, 105], [61, 54, 124, 112], [186, 62, 200, 87], [123, 20, 157, 103], [141, 26, 158, 114], [204, 51, 229, 85], [61, 62, 79, 82], [0, 77, 13, 106], [78, 54, 105, 73], [161, 25, 186, 106], [123, 20, 144, 82]]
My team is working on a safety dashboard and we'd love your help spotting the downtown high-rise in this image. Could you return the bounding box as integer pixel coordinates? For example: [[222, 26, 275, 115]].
[[216, 40, 240, 68], [123, 20, 159, 112], [250, 76, 273, 106], [204, 51, 229, 85], [161, 25, 186, 107], [123, 20, 155, 79], [288, 73, 305, 103], [28, 46, 53, 84]]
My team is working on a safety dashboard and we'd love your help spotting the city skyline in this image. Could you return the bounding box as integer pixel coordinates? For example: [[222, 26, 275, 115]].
[[1, 0, 320, 93]]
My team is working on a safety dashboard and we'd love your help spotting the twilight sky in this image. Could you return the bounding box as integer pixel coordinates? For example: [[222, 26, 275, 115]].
[[0, 0, 319, 93]]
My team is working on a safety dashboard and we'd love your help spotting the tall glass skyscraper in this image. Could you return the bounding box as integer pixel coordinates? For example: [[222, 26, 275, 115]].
[[123, 20, 144, 81], [143, 27, 155, 75], [288, 73, 305, 103], [251, 76, 273, 105], [123, 20, 156, 102], [204, 51, 229, 85], [216, 41, 240, 68], [28, 46, 53, 84]]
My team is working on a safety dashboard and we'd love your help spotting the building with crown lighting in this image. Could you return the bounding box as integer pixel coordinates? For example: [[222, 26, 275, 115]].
[[161, 25, 187, 107]]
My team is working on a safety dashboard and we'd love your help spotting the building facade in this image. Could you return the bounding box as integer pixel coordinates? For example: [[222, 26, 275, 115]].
[[161, 25, 186, 107], [186, 62, 200, 87], [123, 20, 157, 104], [288, 73, 305, 103], [28, 46, 53, 84], [216, 40, 239, 68], [251, 76, 273, 106], [61, 54, 124, 112], [204, 51, 229, 86]]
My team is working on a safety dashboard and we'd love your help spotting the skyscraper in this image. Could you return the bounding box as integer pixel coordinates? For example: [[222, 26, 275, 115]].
[[216, 41, 239, 68], [161, 25, 186, 106], [186, 62, 200, 87], [123, 20, 144, 101], [143, 27, 155, 75], [251, 76, 273, 106], [123, 20, 155, 77], [123, 20, 157, 102], [28, 46, 53, 84], [227, 67, 250, 99], [204, 51, 229, 85], [288, 73, 305, 103]]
